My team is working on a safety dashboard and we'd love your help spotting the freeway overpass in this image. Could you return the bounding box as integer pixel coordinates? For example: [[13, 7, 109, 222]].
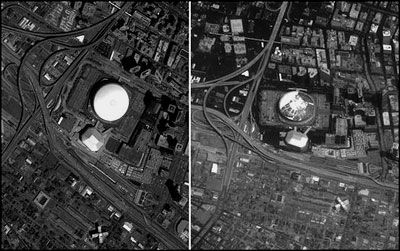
[[1, 3, 188, 248], [1, 2, 131, 161], [191, 4, 289, 247], [1, 3, 134, 39], [192, 105, 399, 192]]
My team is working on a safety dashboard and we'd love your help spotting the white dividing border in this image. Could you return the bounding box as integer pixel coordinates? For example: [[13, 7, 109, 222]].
[[188, 1, 192, 250]]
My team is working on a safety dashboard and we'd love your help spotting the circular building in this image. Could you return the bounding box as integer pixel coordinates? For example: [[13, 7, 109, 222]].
[[93, 83, 129, 122], [278, 91, 315, 125]]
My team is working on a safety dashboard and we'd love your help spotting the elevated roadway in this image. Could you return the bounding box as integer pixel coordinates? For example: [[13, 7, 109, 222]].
[[1, 2, 130, 162], [1, 3, 133, 40], [1, 3, 187, 249], [192, 105, 399, 192], [191, 2, 397, 249], [192, 3, 289, 248]]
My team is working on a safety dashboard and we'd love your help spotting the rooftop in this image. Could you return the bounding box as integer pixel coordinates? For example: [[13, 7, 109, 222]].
[[93, 83, 130, 122], [285, 130, 309, 149], [279, 91, 315, 122], [81, 127, 104, 152]]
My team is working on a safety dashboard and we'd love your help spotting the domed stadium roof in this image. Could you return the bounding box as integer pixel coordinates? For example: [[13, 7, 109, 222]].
[[278, 91, 315, 122], [93, 83, 129, 122]]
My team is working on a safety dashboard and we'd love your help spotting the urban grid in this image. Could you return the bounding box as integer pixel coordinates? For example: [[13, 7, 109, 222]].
[[1, 1, 399, 250]]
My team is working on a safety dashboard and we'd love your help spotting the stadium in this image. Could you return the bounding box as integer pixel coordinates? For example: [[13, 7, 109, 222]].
[[277, 90, 316, 125], [92, 83, 130, 122], [78, 81, 131, 152]]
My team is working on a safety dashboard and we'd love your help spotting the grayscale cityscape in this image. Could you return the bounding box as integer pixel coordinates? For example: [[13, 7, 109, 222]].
[[1, 1, 399, 250]]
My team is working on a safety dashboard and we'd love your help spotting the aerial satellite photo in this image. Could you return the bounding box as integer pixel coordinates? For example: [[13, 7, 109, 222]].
[[191, 1, 398, 250], [1, 1, 399, 251], [1, 1, 188, 250]]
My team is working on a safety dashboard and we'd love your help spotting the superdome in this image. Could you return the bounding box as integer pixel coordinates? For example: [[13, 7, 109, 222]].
[[93, 83, 129, 122], [278, 91, 315, 123]]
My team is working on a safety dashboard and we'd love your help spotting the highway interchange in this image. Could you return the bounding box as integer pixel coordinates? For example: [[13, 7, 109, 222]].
[[2, 2, 398, 249], [191, 1, 398, 247], [1, 2, 186, 249], [191, 3, 289, 247]]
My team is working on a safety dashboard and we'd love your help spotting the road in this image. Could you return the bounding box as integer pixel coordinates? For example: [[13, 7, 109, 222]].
[[1, 3, 134, 39], [1, 47, 90, 165], [61, 149, 187, 250], [1, 2, 133, 160], [191, 3, 289, 248], [226, 1, 289, 190], [192, 104, 398, 250], [361, 36, 391, 180], [192, 105, 399, 191], [2, 3, 187, 249], [192, 3, 398, 247]]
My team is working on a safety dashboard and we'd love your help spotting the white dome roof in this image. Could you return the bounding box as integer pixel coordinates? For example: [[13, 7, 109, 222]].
[[278, 91, 314, 122], [93, 83, 129, 122]]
